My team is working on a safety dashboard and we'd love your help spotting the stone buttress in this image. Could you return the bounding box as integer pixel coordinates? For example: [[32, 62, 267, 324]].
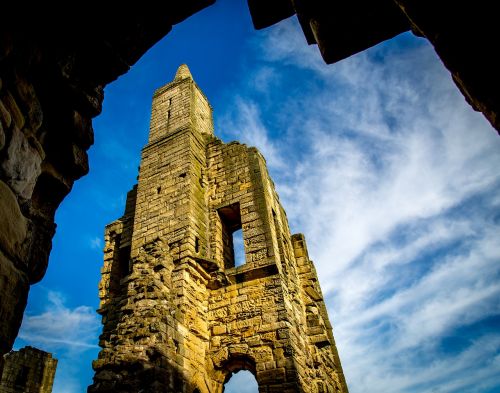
[[89, 65, 348, 393]]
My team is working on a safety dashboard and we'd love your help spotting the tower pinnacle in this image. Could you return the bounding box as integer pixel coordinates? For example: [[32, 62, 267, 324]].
[[174, 64, 193, 81]]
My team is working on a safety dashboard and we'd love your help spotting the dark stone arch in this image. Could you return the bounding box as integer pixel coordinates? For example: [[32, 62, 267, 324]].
[[1, 0, 499, 379], [222, 355, 258, 386]]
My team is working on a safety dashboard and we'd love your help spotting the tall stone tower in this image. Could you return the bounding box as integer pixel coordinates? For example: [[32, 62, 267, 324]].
[[89, 65, 348, 393]]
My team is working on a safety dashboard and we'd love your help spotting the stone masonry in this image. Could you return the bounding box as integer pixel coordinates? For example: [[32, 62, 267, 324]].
[[0, 346, 57, 393], [2, 1, 499, 379], [89, 65, 348, 393]]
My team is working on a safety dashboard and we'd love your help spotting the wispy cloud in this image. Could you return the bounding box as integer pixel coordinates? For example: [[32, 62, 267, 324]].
[[219, 98, 285, 170], [18, 291, 99, 351], [89, 236, 102, 252], [17, 290, 100, 393], [224, 17, 500, 393], [89, 236, 102, 251]]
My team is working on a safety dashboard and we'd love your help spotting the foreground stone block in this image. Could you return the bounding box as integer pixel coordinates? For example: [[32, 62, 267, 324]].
[[0, 252, 28, 359], [0, 346, 57, 393]]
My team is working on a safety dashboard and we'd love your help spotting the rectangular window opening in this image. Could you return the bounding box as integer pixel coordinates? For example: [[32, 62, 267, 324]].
[[109, 243, 131, 297], [118, 245, 131, 278], [15, 366, 30, 386], [218, 202, 244, 269]]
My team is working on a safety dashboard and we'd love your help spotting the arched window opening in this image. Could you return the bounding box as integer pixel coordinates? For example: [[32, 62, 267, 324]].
[[224, 370, 258, 393]]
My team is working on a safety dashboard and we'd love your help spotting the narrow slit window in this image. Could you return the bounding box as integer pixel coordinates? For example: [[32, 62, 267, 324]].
[[217, 202, 243, 269], [109, 243, 131, 297], [232, 229, 245, 267], [118, 245, 131, 278]]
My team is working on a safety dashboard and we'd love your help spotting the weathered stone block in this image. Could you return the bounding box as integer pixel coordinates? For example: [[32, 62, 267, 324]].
[[2, 91, 24, 130], [0, 180, 27, 259], [0, 99, 11, 130], [0, 127, 43, 199], [12, 74, 43, 132], [0, 252, 29, 355], [0, 121, 4, 153]]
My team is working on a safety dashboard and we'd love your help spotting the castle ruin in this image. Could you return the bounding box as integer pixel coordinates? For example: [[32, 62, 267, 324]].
[[88, 65, 348, 392], [1, 1, 499, 377], [0, 346, 57, 393]]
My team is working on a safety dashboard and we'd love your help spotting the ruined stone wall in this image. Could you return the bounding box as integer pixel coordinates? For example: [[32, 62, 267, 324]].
[[0, 346, 57, 393], [293, 234, 347, 391], [205, 140, 298, 391], [90, 65, 348, 392], [204, 138, 347, 391]]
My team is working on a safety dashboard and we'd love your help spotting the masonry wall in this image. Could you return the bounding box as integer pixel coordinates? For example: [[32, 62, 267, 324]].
[[90, 66, 348, 393], [0, 346, 57, 393], [204, 138, 347, 392]]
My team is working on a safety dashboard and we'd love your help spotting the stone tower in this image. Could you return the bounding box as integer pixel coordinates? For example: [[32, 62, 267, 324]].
[[0, 346, 57, 393], [89, 65, 348, 393]]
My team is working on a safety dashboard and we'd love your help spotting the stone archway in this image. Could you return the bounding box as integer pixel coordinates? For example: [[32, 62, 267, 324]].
[[220, 356, 258, 393], [1, 0, 499, 376]]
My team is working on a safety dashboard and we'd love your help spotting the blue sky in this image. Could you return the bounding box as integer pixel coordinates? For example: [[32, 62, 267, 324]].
[[13, 1, 500, 392]]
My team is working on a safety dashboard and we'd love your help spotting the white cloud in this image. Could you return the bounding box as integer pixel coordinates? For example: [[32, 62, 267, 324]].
[[18, 291, 99, 351], [89, 236, 102, 251], [17, 290, 100, 393], [227, 17, 500, 393]]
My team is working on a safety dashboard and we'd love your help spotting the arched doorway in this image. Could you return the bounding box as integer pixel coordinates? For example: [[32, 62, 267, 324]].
[[224, 370, 258, 393], [221, 356, 258, 393]]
